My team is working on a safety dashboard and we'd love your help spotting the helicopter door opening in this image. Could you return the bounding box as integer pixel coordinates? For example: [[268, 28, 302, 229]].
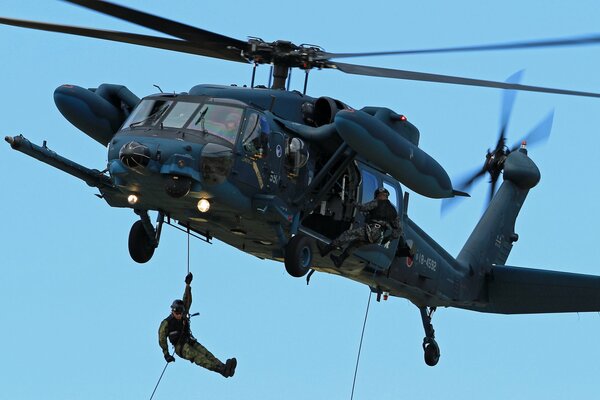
[[352, 167, 403, 270], [300, 162, 360, 240]]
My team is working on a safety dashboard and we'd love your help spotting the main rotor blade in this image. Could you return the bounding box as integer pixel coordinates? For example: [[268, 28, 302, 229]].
[[332, 62, 600, 98], [318, 34, 600, 60], [510, 110, 554, 151], [0, 17, 249, 63], [498, 70, 524, 144], [63, 0, 248, 61]]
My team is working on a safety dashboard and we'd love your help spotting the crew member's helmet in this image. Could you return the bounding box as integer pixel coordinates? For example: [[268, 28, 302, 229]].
[[374, 187, 390, 198], [171, 299, 185, 313]]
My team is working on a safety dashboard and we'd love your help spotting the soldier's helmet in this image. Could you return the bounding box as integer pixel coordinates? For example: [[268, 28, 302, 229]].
[[374, 187, 390, 198], [171, 299, 185, 313]]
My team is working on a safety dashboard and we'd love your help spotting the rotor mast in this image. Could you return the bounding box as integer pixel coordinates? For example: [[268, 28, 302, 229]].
[[271, 64, 289, 90], [244, 39, 327, 90]]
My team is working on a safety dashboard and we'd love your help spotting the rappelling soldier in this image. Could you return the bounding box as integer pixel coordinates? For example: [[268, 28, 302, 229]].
[[158, 273, 237, 378], [318, 187, 412, 268]]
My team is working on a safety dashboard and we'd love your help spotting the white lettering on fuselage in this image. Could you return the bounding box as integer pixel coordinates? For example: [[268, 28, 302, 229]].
[[416, 252, 437, 272]]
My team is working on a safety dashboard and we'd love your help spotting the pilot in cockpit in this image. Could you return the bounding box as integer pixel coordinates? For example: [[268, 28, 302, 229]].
[[222, 112, 241, 141]]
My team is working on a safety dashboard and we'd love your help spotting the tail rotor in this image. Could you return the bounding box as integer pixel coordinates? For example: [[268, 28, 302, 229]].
[[442, 71, 553, 215]]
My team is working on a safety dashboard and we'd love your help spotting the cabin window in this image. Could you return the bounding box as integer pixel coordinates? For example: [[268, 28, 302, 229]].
[[188, 104, 243, 144], [161, 102, 200, 128], [361, 170, 378, 203], [383, 181, 398, 210]]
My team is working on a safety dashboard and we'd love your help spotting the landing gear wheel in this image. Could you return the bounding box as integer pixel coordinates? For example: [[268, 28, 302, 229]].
[[128, 220, 156, 263], [423, 338, 440, 367], [284, 234, 313, 277]]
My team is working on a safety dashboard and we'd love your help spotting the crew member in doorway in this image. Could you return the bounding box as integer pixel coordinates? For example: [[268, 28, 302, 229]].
[[158, 273, 237, 378], [318, 187, 408, 268]]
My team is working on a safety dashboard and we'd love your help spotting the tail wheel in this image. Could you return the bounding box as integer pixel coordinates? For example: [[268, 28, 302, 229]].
[[128, 220, 156, 263], [423, 338, 440, 367], [284, 234, 313, 277]]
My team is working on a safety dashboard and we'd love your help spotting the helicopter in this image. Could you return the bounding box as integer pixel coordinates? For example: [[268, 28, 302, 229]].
[[2, 0, 600, 369]]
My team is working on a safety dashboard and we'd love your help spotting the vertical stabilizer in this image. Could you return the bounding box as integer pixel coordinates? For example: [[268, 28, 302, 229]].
[[457, 147, 540, 272]]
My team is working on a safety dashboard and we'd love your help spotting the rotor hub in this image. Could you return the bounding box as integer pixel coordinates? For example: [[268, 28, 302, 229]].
[[243, 38, 329, 70]]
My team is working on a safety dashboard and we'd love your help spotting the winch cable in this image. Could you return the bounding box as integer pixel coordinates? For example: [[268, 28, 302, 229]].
[[149, 229, 193, 400], [350, 290, 372, 400], [186, 227, 191, 275]]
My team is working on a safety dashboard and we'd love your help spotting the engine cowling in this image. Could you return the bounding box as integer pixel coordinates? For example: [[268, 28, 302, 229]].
[[54, 83, 139, 146], [313, 96, 350, 127]]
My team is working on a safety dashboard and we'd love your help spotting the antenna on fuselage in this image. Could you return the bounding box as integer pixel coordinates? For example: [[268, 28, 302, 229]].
[[303, 69, 310, 95]]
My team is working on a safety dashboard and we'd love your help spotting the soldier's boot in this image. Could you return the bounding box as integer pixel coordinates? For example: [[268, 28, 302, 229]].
[[209, 363, 229, 378], [224, 358, 237, 378], [317, 242, 335, 257], [212, 362, 229, 378], [330, 250, 349, 268]]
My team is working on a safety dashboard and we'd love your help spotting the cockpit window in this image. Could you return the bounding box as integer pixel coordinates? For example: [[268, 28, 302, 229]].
[[188, 104, 243, 144], [123, 99, 173, 128], [161, 102, 200, 128], [242, 112, 261, 154]]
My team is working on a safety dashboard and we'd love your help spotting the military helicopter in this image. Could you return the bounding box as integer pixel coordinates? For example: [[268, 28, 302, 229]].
[[3, 0, 600, 368]]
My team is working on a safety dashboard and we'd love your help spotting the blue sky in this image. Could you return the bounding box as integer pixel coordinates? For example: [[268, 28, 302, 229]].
[[1, 1, 599, 399]]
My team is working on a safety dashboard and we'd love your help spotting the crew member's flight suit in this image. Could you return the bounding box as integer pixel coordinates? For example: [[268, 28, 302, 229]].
[[332, 198, 401, 247], [319, 189, 406, 267], [158, 273, 236, 377]]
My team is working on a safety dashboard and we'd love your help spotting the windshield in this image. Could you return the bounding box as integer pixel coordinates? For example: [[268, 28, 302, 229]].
[[161, 101, 200, 128], [123, 99, 173, 128], [188, 104, 243, 144]]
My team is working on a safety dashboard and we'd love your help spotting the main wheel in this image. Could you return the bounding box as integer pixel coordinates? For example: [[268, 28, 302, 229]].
[[284, 234, 313, 277], [423, 338, 440, 367], [128, 220, 156, 263]]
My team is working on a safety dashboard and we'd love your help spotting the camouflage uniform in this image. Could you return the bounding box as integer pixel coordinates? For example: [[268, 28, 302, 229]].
[[331, 199, 402, 253], [158, 284, 224, 372]]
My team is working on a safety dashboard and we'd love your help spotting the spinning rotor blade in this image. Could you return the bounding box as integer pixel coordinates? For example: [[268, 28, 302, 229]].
[[440, 165, 486, 216], [319, 34, 600, 59], [64, 0, 248, 62], [332, 62, 600, 98], [487, 175, 499, 207], [455, 166, 488, 194], [510, 110, 554, 151], [498, 70, 524, 145], [0, 17, 247, 61]]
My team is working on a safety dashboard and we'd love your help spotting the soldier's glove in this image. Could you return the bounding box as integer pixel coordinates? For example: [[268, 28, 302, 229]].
[[164, 354, 176, 363], [185, 272, 193, 285]]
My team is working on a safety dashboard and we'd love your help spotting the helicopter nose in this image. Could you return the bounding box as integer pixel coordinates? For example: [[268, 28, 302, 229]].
[[119, 141, 151, 168]]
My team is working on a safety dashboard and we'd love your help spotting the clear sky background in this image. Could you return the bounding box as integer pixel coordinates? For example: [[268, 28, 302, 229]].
[[2, 1, 600, 399]]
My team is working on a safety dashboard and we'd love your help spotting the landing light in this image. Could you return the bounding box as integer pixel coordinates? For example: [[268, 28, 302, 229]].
[[127, 194, 139, 205], [197, 198, 210, 213]]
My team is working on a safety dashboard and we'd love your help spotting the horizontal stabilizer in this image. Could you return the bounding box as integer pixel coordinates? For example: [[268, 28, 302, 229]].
[[485, 265, 600, 314]]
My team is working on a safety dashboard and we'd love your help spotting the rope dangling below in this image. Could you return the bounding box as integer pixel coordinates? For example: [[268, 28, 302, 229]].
[[350, 290, 372, 400]]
